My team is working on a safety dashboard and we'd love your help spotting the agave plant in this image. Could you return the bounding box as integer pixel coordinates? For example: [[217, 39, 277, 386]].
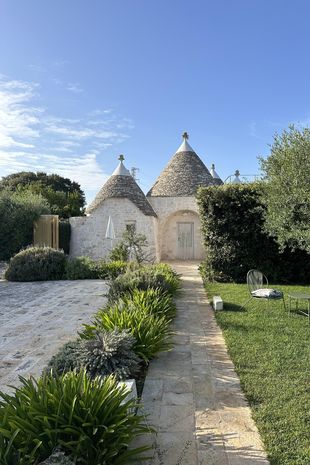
[[0, 370, 150, 465], [38, 448, 74, 465], [47, 330, 140, 380], [82, 303, 173, 363], [79, 329, 141, 380]]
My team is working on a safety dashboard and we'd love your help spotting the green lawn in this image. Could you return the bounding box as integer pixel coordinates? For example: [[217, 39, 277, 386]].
[[205, 282, 310, 465]]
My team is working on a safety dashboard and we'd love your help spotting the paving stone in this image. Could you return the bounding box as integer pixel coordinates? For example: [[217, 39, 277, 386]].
[[142, 379, 164, 402], [158, 405, 195, 432], [146, 432, 197, 465], [162, 391, 194, 406], [0, 279, 107, 393], [139, 262, 269, 465]]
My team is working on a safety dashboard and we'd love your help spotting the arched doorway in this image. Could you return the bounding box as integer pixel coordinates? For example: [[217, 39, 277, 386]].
[[160, 210, 204, 260]]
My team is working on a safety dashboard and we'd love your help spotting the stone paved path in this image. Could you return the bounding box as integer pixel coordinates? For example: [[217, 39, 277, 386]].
[[0, 279, 107, 393], [135, 262, 270, 465]]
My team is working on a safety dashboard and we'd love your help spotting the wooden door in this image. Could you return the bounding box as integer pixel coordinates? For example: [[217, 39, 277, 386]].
[[177, 222, 194, 259]]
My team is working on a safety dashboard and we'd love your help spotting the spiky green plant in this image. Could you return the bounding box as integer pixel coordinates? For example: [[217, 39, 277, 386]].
[[0, 370, 150, 465], [0, 422, 20, 465], [119, 288, 177, 321], [82, 303, 173, 362], [79, 330, 141, 380]]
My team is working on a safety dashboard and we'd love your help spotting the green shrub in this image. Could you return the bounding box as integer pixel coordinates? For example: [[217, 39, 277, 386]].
[[109, 229, 153, 263], [47, 330, 140, 380], [119, 288, 177, 321], [197, 183, 310, 283], [0, 371, 150, 465], [103, 261, 127, 279], [59, 220, 71, 255], [46, 340, 81, 375], [0, 189, 49, 260], [65, 256, 127, 280], [65, 256, 99, 279], [82, 304, 173, 363], [5, 247, 66, 282], [109, 241, 129, 262], [107, 265, 181, 302], [39, 448, 74, 465]]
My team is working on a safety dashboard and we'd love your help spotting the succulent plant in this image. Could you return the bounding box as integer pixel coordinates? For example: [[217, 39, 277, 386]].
[[80, 329, 140, 380], [39, 448, 75, 465]]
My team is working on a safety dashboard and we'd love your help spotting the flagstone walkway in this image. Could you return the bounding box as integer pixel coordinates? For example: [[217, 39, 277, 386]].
[[136, 262, 269, 465], [0, 279, 107, 393]]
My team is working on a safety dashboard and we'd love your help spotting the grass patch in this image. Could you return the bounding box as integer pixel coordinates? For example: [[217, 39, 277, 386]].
[[205, 282, 310, 465]]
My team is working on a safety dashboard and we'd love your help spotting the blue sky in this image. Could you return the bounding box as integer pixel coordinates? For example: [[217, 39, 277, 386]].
[[1, 0, 310, 203]]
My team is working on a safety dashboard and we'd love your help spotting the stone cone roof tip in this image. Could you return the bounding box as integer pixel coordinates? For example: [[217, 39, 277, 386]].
[[87, 156, 156, 216], [147, 133, 217, 197], [210, 163, 223, 186], [112, 159, 131, 176], [176, 138, 195, 153]]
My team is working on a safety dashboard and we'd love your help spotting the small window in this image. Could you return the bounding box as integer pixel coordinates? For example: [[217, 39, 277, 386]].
[[125, 221, 136, 233]]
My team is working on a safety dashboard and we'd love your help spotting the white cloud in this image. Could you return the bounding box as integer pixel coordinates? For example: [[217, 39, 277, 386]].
[[66, 82, 83, 93], [0, 75, 133, 200]]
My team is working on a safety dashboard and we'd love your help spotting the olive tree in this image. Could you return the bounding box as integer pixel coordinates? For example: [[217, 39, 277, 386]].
[[260, 125, 310, 253]]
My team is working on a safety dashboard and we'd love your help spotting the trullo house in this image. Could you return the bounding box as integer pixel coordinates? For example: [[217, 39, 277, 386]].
[[69, 133, 223, 261]]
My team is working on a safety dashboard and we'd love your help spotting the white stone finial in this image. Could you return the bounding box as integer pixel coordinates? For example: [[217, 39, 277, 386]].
[[232, 169, 242, 184], [176, 132, 194, 153], [112, 155, 131, 176], [210, 163, 221, 180]]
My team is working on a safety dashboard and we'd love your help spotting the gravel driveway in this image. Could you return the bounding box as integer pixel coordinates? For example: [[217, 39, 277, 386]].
[[0, 279, 108, 393]]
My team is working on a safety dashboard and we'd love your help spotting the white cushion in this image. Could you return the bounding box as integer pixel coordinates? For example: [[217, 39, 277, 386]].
[[251, 288, 283, 298]]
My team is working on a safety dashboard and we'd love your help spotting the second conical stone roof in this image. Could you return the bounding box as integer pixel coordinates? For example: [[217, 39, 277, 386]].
[[147, 134, 215, 197], [87, 158, 156, 216]]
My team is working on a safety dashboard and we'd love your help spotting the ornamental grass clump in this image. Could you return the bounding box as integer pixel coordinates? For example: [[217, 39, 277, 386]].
[[47, 330, 140, 380], [82, 303, 173, 363], [0, 370, 150, 465], [107, 264, 181, 303], [119, 288, 177, 321]]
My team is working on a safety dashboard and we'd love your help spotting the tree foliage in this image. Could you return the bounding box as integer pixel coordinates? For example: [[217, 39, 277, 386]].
[[0, 171, 86, 218], [0, 190, 49, 260], [260, 125, 310, 253], [197, 183, 310, 283], [109, 228, 153, 263]]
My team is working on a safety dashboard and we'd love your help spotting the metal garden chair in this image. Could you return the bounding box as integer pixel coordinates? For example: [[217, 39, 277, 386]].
[[241, 269, 286, 311]]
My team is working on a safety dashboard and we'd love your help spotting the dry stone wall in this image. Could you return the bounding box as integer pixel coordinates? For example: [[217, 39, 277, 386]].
[[70, 198, 159, 260]]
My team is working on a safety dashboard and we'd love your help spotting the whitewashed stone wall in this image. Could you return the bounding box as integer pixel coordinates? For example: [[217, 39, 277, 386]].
[[148, 196, 205, 260], [70, 198, 159, 260]]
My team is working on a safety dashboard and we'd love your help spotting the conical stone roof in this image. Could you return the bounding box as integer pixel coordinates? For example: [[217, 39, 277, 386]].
[[87, 156, 156, 216], [147, 133, 216, 197]]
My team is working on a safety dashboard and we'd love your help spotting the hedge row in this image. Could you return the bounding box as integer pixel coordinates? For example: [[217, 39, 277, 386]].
[[4, 247, 127, 282], [0, 264, 181, 464], [197, 183, 310, 283]]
